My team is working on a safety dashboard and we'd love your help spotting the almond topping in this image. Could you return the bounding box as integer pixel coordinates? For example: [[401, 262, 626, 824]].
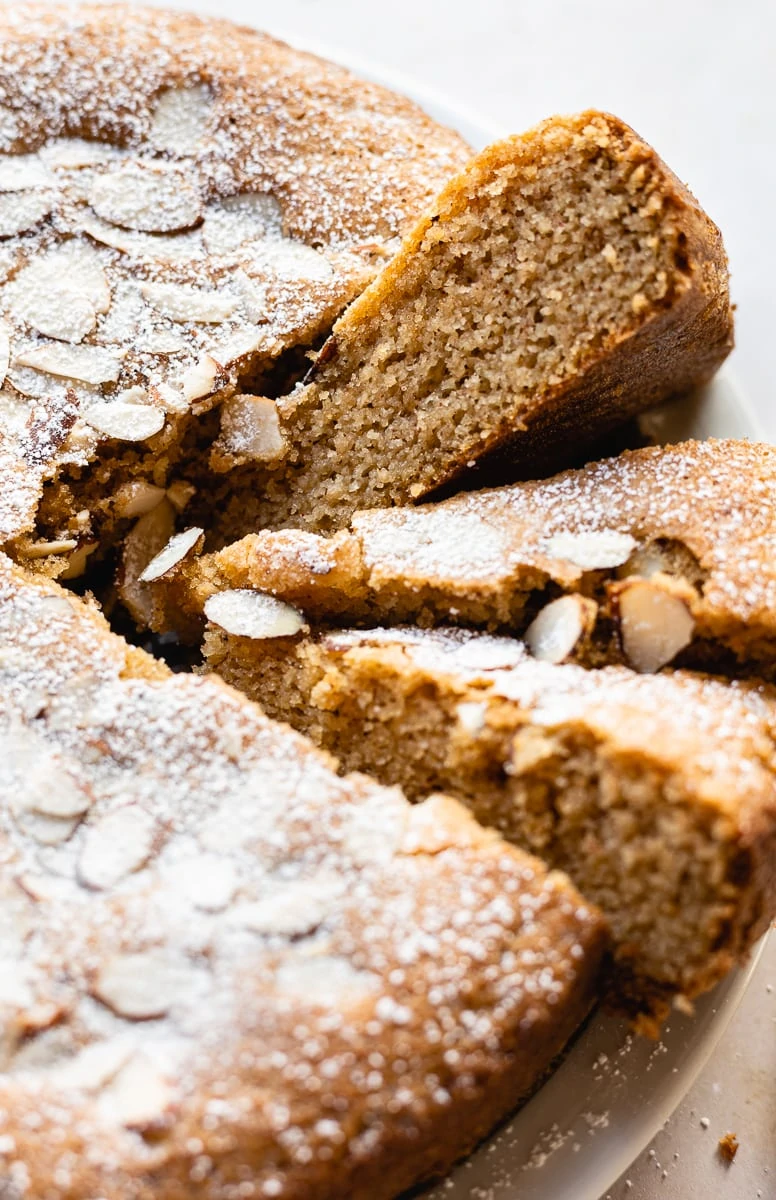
[[103, 1054, 177, 1130], [0, 154, 53, 191], [181, 353, 224, 402], [256, 239, 334, 281], [617, 579, 695, 673], [92, 950, 180, 1020], [8, 244, 111, 342], [82, 401, 165, 441], [149, 85, 213, 155], [202, 192, 284, 255], [141, 281, 239, 323], [0, 321, 9, 387], [16, 343, 121, 385], [204, 589, 306, 639], [78, 806, 158, 890], [119, 498, 176, 627], [525, 595, 596, 664], [15, 810, 80, 846], [138, 526, 204, 583], [543, 529, 637, 570], [88, 161, 202, 233], [114, 480, 167, 520], [0, 189, 55, 239], [215, 394, 285, 464]]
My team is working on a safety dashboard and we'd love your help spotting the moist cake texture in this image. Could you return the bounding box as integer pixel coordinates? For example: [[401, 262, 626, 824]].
[[0, 3, 471, 579], [209, 111, 732, 541], [0, 554, 606, 1199], [201, 623, 776, 1018], [168, 440, 776, 678]]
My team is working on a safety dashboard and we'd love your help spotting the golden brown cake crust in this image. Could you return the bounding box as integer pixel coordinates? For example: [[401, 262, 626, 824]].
[[0, 554, 606, 1199]]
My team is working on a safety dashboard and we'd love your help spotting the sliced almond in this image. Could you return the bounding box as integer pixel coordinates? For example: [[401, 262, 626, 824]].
[[102, 1054, 177, 1130], [16, 343, 121, 385], [141, 282, 239, 324], [0, 189, 55, 238], [214, 394, 285, 464], [8, 244, 111, 342], [254, 239, 333, 282], [181, 353, 223, 402], [231, 875, 341, 938], [165, 480, 196, 512], [80, 213, 204, 263], [88, 161, 202, 233], [616, 579, 695, 673], [204, 589, 306, 639], [149, 382, 190, 415], [21, 538, 79, 559], [78, 806, 158, 890], [19, 292, 96, 343], [202, 193, 284, 255], [119, 498, 176, 627], [82, 401, 165, 442], [149, 85, 213, 155], [92, 950, 180, 1020], [164, 854, 238, 913], [114, 480, 167, 519], [14, 810, 80, 846], [524, 595, 597, 664], [57, 1039, 133, 1092], [40, 139, 120, 170], [138, 526, 204, 583], [59, 540, 98, 582], [543, 529, 637, 571], [0, 154, 53, 191]]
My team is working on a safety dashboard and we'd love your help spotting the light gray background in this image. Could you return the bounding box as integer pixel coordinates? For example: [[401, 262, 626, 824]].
[[32, 1, 776, 1195]]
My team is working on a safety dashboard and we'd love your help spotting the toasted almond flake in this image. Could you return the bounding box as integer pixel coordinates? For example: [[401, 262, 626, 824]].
[[59, 540, 98, 581], [14, 810, 80, 846], [82, 401, 165, 441], [255, 238, 333, 281], [80, 212, 204, 262], [137, 331, 187, 355], [456, 701, 487, 735], [22, 538, 79, 559], [114, 480, 167, 519], [164, 855, 239, 913], [0, 154, 53, 192], [92, 950, 180, 1020], [138, 526, 204, 583], [166, 480, 196, 511], [88, 161, 202, 233], [8, 244, 111, 341], [149, 382, 190, 415], [232, 876, 338, 937], [103, 1055, 177, 1130], [119, 499, 176, 626], [14, 763, 93, 819], [41, 139, 120, 170], [617, 580, 695, 673], [78, 806, 158, 890], [16, 343, 121, 385], [0, 189, 55, 238], [204, 589, 306, 639], [215, 394, 285, 463], [181, 353, 223, 402], [525, 595, 596, 664], [149, 85, 213, 154], [141, 281, 239, 323], [22, 292, 96, 344], [543, 529, 637, 570], [57, 1040, 133, 1092], [202, 192, 284, 255]]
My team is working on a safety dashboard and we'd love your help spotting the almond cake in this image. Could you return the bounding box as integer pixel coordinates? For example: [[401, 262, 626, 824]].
[[163, 440, 776, 679], [200, 621, 776, 1019], [0, 3, 471, 583], [0, 553, 606, 1198]]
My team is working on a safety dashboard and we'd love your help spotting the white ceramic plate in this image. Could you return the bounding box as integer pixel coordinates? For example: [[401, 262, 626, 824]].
[[261, 30, 771, 1199]]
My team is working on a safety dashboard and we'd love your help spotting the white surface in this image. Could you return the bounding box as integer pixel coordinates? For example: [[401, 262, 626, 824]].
[[131, 0, 776, 441]]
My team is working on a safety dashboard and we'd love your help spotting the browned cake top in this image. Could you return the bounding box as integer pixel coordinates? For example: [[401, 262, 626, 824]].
[[0, 554, 604, 1198], [0, 3, 470, 548]]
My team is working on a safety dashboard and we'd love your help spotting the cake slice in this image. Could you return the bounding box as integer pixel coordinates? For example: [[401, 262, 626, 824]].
[[207, 110, 732, 542], [0, 552, 605, 1198], [158, 439, 776, 679], [200, 621, 776, 1023]]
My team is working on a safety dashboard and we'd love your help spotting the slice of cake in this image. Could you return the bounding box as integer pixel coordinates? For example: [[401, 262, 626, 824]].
[[0, 4, 470, 580], [207, 110, 732, 542], [199, 620, 776, 1022], [161, 440, 776, 679], [0, 553, 606, 1197]]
